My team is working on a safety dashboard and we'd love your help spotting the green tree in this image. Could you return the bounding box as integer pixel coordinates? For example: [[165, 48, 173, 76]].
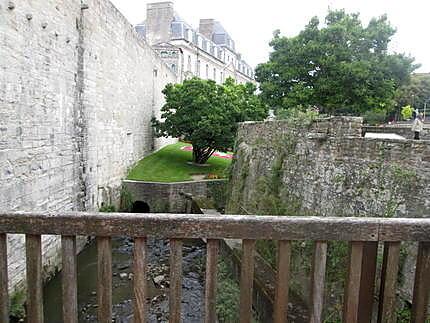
[[152, 77, 267, 164], [395, 73, 430, 113], [401, 105, 413, 120], [255, 10, 418, 116]]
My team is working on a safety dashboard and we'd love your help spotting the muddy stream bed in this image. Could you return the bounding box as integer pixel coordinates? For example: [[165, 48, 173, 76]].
[[43, 237, 206, 322]]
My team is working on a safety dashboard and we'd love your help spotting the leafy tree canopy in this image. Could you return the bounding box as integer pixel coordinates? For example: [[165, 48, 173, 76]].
[[255, 10, 418, 116], [152, 77, 267, 164], [395, 73, 430, 112]]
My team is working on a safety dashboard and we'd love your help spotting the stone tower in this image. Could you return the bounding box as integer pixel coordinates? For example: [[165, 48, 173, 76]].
[[146, 2, 174, 45]]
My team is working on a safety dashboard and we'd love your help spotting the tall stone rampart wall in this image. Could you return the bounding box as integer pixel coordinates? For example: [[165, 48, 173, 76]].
[[0, 0, 177, 292]]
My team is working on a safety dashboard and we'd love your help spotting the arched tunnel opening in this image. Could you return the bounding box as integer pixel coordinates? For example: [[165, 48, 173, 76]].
[[131, 201, 150, 213]]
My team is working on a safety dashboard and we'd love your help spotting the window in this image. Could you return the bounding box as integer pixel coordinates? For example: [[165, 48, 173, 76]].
[[196, 60, 201, 76], [171, 64, 177, 72], [187, 55, 192, 71], [220, 71, 224, 83], [213, 68, 216, 81], [206, 64, 209, 78]]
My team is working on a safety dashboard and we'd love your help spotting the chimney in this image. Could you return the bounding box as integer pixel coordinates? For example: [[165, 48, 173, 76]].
[[146, 2, 174, 45], [199, 19, 215, 40]]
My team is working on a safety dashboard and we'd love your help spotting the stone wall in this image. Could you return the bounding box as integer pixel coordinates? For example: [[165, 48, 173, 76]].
[[0, 0, 177, 292], [228, 117, 429, 218], [123, 179, 228, 213], [226, 117, 430, 316]]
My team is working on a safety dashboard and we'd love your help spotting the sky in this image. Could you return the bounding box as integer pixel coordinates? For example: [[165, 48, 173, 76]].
[[110, 0, 430, 72]]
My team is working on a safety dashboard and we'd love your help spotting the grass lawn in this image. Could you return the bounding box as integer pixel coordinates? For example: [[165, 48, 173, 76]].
[[127, 142, 232, 182]]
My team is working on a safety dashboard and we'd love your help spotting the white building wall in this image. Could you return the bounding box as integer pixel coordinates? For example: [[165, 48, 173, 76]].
[[170, 39, 253, 84]]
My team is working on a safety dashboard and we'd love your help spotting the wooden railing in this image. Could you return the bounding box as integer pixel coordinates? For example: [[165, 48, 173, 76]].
[[0, 212, 429, 323]]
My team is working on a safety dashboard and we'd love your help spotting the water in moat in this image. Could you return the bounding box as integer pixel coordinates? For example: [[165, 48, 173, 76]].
[[43, 237, 206, 322]]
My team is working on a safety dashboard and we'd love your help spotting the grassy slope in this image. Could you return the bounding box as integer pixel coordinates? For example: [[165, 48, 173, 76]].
[[127, 142, 231, 182]]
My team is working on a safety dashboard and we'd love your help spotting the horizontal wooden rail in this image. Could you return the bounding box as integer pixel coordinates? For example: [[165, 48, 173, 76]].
[[0, 212, 430, 241]]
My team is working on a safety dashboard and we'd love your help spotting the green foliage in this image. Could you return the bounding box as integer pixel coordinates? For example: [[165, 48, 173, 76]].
[[276, 106, 320, 125], [10, 289, 26, 319], [152, 77, 268, 164], [119, 186, 133, 212], [401, 105, 413, 120], [127, 142, 231, 182], [396, 303, 412, 322], [256, 10, 418, 116], [395, 302, 430, 323], [99, 204, 116, 212], [216, 258, 240, 323], [395, 73, 430, 113], [256, 240, 277, 267], [363, 108, 387, 125]]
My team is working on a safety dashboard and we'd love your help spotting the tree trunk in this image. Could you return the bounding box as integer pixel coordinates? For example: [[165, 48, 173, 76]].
[[192, 146, 215, 164]]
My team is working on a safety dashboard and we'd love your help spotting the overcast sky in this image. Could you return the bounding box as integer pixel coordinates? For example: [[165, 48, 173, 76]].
[[110, 0, 429, 72]]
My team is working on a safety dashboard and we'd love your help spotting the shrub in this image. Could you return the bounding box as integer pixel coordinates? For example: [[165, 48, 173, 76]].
[[99, 204, 116, 212], [363, 108, 387, 125], [401, 105, 413, 120], [10, 290, 26, 319]]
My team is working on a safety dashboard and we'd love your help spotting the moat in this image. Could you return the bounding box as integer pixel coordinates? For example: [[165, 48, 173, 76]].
[[43, 237, 206, 322]]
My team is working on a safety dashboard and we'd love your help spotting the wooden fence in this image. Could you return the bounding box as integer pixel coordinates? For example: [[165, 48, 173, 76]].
[[0, 212, 429, 323]]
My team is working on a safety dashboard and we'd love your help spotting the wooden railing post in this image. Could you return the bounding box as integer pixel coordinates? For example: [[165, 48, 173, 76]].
[[133, 237, 148, 323], [0, 234, 8, 323], [357, 241, 378, 323], [169, 238, 183, 323], [62, 236, 78, 323], [310, 241, 328, 323], [411, 241, 430, 323], [273, 240, 291, 323], [26, 234, 43, 323], [377, 242, 401, 323], [204, 239, 219, 323], [343, 241, 378, 323], [344, 242, 363, 323], [97, 237, 112, 322], [239, 239, 255, 323]]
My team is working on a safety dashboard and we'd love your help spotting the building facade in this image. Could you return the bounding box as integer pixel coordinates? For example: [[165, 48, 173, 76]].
[[135, 2, 255, 84]]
